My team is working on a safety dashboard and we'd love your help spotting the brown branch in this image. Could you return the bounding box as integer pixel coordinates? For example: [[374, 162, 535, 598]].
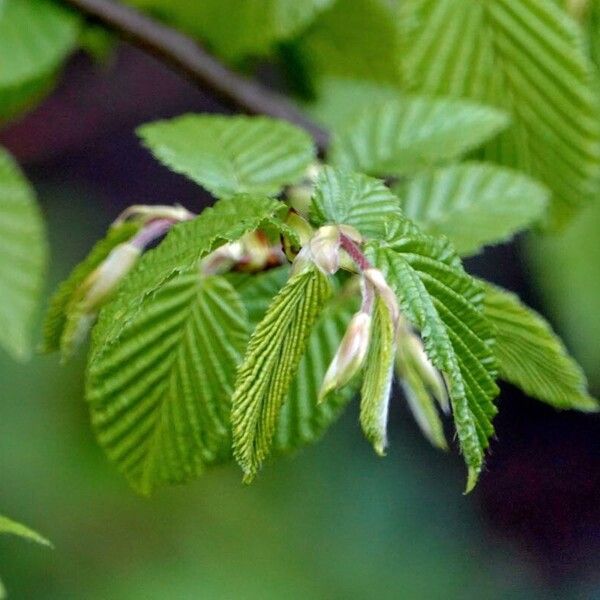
[[60, 0, 330, 152]]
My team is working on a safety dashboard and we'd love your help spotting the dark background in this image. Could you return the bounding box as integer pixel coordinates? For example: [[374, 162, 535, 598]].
[[1, 46, 599, 599]]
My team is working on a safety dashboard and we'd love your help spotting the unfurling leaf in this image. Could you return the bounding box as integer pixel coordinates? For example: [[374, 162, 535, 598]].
[[87, 272, 249, 494], [395, 162, 549, 256], [0, 147, 47, 360], [329, 97, 509, 178], [42, 222, 141, 359], [360, 299, 395, 456], [484, 282, 598, 412], [367, 217, 498, 490], [231, 266, 331, 481], [138, 115, 316, 198]]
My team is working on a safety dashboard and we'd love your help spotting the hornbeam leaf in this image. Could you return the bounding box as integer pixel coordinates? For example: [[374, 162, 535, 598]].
[[231, 266, 331, 481], [329, 97, 509, 178], [310, 166, 400, 239], [0, 147, 46, 360], [231, 266, 358, 453], [367, 218, 498, 490], [399, 0, 600, 227], [484, 282, 598, 412], [360, 299, 396, 456], [126, 0, 334, 60], [0, 514, 51, 547], [87, 272, 249, 494], [91, 195, 284, 353], [41, 222, 140, 356], [138, 115, 316, 198], [0, 0, 79, 121], [395, 162, 549, 256]]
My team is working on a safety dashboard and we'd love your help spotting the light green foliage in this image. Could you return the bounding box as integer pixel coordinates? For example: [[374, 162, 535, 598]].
[[127, 0, 333, 60], [87, 272, 249, 494], [231, 266, 331, 481], [0, 0, 79, 121], [399, 0, 600, 227], [395, 162, 549, 256], [329, 98, 509, 178], [91, 196, 284, 352], [360, 300, 396, 456], [367, 218, 498, 490], [484, 282, 598, 411], [0, 514, 51, 547], [310, 166, 400, 239], [231, 266, 359, 454], [138, 115, 316, 198], [300, 0, 403, 85], [0, 148, 46, 360], [41, 222, 140, 358]]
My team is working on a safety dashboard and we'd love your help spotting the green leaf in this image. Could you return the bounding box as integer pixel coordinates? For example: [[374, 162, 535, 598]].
[[360, 299, 396, 456], [231, 266, 358, 454], [300, 0, 403, 85], [367, 218, 498, 490], [138, 115, 316, 198], [87, 272, 249, 494], [91, 195, 284, 353], [0, 147, 46, 360], [0, 0, 79, 121], [0, 514, 51, 547], [399, 0, 600, 227], [483, 282, 598, 412], [307, 77, 401, 130], [329, 97, 509, 177], [128, 0, 334, 60], [231, 266, 331, 481], [41, 222, 140, 357], [310, 166, 400, 239], [395, 162, 549, 256]]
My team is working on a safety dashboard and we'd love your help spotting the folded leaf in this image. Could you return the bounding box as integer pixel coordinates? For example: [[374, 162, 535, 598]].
[[231, 266, 331, 481], [87, 272, 249, 494], [484, 282, 598, 412], [399, 0, 600, 227], [367, 218, 498, 490], [310, 166, 400, 238], [138, 115, 316, 198], [329, 97, 509, 177], [360, 299, 396, 455], [41, 222, 140, 356], [395, 162, 549, 256], [0, 0, 79, 121], [0, 147, 47, 359]]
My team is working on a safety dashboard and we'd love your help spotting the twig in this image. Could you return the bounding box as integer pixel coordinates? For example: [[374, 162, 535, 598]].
[[60, 0, 330, 152]]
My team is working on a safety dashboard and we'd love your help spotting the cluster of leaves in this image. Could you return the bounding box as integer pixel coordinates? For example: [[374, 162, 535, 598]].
[[1, 0, 600, 500]]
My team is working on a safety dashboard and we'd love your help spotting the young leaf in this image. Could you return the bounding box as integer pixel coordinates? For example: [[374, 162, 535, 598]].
[[231, 266, 331, 481], [87, 272, 249, 494], [300, 0, 403, 85], [231, 266, 359, 454], [0, 147, 47, 360], [360, 299, 396, 456], [91, 195, 284, 352], [127, 0, 334, 60], [41, 222, 140, 356], [484, 282, 598, 412], [0, 514, 52, 547], [310, 166, 400, 239], [0, 0, 79, 121], [138, 115, 316, 198], [399, 0, 600, 227], [329, 97, 509, 178], [395, 162, 549, 256], [367, 218, 499, 490]]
